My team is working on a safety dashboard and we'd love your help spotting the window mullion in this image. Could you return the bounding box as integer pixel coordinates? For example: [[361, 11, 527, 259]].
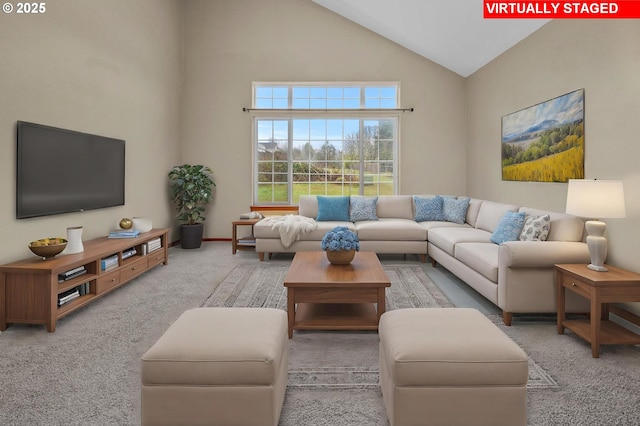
[[287, 119, 293, 204], [358, 119, 364, 195]]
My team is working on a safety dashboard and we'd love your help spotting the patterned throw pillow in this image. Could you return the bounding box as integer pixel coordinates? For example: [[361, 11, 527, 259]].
[[519, 214, 551, 241], [316, 196, 350, 221], [350, 196, 378, 222], [443, 197, 470, 224], [491, 211, 526, 244], [413, 196, 444, 222]]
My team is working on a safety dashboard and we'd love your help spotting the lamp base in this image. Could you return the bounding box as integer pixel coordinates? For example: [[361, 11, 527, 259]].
[[587, 263, 608, 272], [585, 220, 608, 272]]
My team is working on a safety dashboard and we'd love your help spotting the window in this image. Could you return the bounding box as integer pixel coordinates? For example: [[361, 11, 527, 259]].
[[253, 83, 400, 204]]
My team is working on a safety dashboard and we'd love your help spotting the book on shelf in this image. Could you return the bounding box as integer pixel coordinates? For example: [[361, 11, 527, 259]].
[[57, 287, 80, 307], [58, 265, 87, 282], [145, 238, 162, 253], [77, 282, 90, 296], [237, 234, 256, 246], [101, 254, 119, 271], [122, 247, 137, 260], [108, 229, 140, 239]]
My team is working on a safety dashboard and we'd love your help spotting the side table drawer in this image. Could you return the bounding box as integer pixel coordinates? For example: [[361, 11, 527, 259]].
[[561, 274, 590, 298]]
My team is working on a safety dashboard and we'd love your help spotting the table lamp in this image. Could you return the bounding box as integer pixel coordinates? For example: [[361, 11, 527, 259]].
[[565, 179, 626, 272]]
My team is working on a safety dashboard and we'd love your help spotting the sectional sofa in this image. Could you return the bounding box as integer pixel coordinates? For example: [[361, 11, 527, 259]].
[[254, 195, 591, 324]]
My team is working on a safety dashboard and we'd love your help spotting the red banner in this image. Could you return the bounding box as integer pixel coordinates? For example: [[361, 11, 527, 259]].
[[484, 1, 640, 18]]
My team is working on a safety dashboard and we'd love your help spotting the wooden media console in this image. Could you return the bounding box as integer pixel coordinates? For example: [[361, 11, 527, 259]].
[[0, 228, 169, 332]]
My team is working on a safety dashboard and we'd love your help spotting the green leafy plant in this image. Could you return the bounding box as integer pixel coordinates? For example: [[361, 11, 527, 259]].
[[168, 164, 215, 225]]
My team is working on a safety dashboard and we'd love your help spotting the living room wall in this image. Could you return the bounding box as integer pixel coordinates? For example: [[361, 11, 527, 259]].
[[0, 0, 183, 263], [466, 20, 640, 314], [181, 0, 467, 240]]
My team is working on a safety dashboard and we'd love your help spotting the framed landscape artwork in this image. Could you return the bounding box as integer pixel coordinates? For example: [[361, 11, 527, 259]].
[[501, 89, 584, 182]]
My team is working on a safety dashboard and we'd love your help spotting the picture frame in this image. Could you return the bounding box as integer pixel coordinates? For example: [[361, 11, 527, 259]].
[[501, 89, 584, 182]]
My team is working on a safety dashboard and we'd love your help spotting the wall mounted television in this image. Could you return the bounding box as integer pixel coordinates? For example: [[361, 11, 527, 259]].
[[16, 121, 125, 219]]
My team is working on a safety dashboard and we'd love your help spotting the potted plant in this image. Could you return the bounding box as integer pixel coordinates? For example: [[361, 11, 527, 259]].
[[321, 226, 360, 265], [168, 164, 215, 249]]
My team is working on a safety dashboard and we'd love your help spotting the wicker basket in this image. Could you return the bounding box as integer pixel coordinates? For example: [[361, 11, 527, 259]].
[[325, 249, 356, 265]]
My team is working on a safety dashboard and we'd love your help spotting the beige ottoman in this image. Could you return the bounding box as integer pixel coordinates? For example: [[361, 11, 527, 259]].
[[141, 307, 288, 426], [379, 308, 528, 426]]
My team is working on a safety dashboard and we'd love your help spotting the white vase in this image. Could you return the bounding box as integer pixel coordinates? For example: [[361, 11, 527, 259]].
[[132, 217, 153, 233], [62, 226, 84, 254]]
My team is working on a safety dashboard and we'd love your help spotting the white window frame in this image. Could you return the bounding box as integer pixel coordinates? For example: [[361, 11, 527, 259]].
[[251, 82, 401, 205]]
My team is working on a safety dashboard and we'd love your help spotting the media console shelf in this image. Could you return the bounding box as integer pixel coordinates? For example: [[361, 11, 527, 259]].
[[0, 228, 169, 332]]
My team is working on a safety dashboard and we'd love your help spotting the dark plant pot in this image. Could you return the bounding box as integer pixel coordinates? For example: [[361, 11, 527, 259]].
[[180, 223, 204, 249]]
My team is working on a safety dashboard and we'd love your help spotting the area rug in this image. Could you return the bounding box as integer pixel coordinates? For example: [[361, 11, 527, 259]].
[[201, 263, 557, 391]]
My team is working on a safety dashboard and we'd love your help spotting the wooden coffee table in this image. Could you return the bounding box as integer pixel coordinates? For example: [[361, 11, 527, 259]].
[[283, 251, 391, 338]]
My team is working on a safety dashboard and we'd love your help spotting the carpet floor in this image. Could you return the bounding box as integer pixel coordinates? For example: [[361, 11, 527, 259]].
[[0, 242, 638, 425]]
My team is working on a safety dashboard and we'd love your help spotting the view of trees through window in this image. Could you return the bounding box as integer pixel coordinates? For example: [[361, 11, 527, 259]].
[[253, 83, 399, 204]]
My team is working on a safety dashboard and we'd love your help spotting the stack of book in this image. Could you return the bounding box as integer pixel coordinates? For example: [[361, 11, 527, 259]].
[[108, 229, 140, 239], [122, 247, 137, 260], [145, 237, 162, 254], [237, 234, 256, 246], [58, 265, 87, 283], [101, 254, 119, 271], [58, 287, 80, 307]]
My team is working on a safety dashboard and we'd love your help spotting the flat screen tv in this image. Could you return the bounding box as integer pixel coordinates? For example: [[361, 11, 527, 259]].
[[16, 121, 125, 219]]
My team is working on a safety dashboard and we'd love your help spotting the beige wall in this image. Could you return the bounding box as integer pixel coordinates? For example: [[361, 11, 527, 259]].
[[181, 0, 467, 240], [467, 20, 640, 313], [0, 0, 183, 263]]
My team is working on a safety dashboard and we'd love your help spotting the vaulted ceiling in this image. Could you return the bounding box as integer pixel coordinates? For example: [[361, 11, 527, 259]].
[[312, 0, 550, 77]]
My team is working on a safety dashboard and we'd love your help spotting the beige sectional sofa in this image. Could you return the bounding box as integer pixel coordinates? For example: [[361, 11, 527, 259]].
[[254, 195, 591, 324]]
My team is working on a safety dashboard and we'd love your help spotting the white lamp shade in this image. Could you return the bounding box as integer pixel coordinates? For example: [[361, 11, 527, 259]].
[[565, 179, 626, 219]]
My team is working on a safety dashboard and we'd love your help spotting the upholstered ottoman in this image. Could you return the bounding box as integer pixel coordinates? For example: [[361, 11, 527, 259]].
[[379, 308, 528, 426], [141, 307, 288, 426]]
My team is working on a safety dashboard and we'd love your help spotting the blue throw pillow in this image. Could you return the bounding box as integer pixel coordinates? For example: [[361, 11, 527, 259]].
[[491, 211, 526, 244], [413, 196, 444, 222], [350, 196, 378, 222], [443, 197, 470, 224], [316, 196, 350, 221]]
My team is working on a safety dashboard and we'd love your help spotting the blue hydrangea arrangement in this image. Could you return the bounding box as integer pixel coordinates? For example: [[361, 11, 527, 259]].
[[321, 226, 360, 252]]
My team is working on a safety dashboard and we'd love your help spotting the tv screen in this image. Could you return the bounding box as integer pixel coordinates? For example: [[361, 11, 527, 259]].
[[16, 121, 125, 219]]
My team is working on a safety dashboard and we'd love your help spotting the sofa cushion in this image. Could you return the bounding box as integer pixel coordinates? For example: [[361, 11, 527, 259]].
[[254, 219, 355, 241], [465, 198, 483, 228], [376, 195, 413, 220], [355, 218, 427, 241], [519, 214, 551, 241], [298, 195, 318, 219], [350, 196, 378, 222], [443, 197, 470, 224], [316, 196, 350, 221], [475, 201, 520, 233], [519, 207, 585, 242], [428, 227, 492, 256], [491, 211, 526, 244], [413, 196, 444, 222], [454, 243, 500, 283]]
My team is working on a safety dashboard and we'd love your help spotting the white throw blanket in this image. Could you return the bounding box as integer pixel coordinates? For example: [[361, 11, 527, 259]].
[[261, 215, 317, 248]]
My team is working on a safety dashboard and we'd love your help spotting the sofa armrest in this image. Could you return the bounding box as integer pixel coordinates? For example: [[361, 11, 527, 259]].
[[500, 241, 590, 268]]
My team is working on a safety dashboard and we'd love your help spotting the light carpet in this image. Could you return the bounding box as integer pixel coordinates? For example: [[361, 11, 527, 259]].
[[202, 263, 557, 392], [1, 243, 639, 425]]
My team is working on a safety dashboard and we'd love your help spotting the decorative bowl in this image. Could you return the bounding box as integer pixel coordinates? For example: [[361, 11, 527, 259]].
[[29, 238, 68, 259], [326, 249, 356, 265]]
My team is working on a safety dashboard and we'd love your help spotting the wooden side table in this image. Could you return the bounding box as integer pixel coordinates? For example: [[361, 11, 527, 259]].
[[555, 263, 640, 358], [231, 218, 261, 254]]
